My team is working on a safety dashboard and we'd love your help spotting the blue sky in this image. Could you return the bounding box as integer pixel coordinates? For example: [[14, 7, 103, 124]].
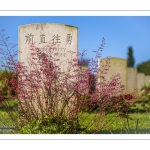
[[0, 16, 150, 67]]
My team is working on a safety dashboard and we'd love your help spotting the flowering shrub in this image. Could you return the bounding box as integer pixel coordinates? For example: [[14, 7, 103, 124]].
[[0, 29, 138, 133], [79, 92, 137, 116]]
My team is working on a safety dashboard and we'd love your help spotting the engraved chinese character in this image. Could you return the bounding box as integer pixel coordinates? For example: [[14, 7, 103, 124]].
[[25, 33, 34, 44], [37, 48, 42, 63], [51, 34, 61, 44], [66, 34, 72, 45], [39, 34, 47, 44]]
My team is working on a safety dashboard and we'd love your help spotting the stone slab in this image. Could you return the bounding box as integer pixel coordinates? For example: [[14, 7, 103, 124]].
[[126, 67, 137, 93], [99, 57, 127, 93], [145, 75, 150, 85], [137, 73, 145, 90]]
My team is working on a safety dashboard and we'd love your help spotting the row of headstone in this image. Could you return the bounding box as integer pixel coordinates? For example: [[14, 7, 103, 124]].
[[99, 58, 150, 94], [18, 23, 150, 122], [19, 23, 150, 96]]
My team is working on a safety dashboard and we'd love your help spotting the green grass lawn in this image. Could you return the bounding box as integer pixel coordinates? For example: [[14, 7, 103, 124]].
[[78, 112, 150, 134], [0, 99, 18, 133], [0, 100, 150, 134]]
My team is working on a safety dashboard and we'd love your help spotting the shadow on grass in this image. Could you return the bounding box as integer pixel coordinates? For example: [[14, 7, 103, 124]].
[[87, 128, 150, 134], [0, 100, 18, 112]]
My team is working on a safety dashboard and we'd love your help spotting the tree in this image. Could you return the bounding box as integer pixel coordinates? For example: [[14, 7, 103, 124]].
[[78, 57, 89, 67], [137, 60, 150, 75], [127, 47, 135, 67]]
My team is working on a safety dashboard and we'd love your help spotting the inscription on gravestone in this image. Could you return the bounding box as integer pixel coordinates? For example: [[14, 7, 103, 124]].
[[19, 23, 78, 73]]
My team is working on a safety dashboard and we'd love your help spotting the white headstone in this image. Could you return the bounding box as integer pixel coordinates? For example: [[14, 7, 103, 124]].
[[99, 57, 127, 93], [145, 75, 150, 85], [137, 73, 145, 90], [126, 67, 137, 93], [18, 23, 78, 122], [19, 23, 78, 73]]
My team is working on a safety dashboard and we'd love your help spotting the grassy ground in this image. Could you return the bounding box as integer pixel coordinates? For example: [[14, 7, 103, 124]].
[[0, 100, 150, 134], [0, 99, 18, 133], [78, 112, 150, 134]]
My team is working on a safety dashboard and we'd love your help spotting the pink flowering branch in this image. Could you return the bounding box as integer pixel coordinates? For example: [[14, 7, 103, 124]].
[[0, 30, 139, 133]]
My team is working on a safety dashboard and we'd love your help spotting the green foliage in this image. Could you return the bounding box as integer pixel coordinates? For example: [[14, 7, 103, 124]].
[[18, 115, 86, 134], [0, 69, 17, 96], [127, 47, 135, 67], [0, 69, 9, 96], [137, 60, 150, 75], [138, 84, 150, 113]]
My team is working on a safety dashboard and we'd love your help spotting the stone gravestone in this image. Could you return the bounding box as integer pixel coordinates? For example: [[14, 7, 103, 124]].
[[145, 75, 150, 85], [126, 67, 137, 93], [18, 23, 78, 122], [137, 73, 145, 90], [99, 58, 127, 94]]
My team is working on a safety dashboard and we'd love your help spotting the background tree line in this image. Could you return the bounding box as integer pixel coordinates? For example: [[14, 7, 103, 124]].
[[127, 46, 150, 75]]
